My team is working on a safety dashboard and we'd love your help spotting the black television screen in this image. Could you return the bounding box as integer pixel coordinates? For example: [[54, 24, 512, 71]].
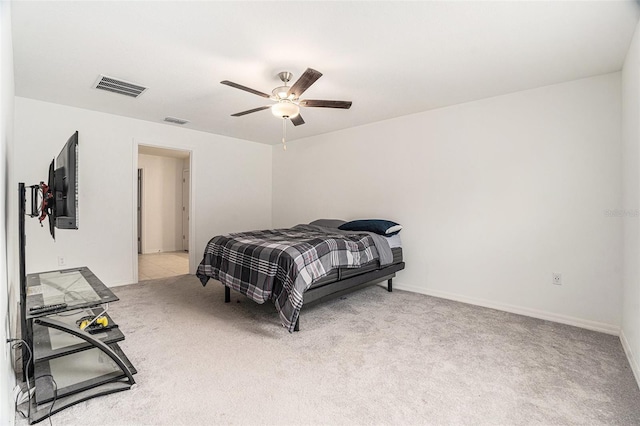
[[46, 159, 55, 238], [53, 131, 78, 231]]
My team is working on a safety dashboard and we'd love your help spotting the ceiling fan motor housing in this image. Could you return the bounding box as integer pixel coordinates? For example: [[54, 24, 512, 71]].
[[273, 71, 295, 100], [272, 86, 294, 100]]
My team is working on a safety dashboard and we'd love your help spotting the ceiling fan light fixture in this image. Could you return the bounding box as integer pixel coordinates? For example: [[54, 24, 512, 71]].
[[271, 101, 299, 119], [272, 85, 293, 100]]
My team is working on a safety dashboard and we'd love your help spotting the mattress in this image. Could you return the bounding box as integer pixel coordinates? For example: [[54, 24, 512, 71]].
[[308, 247, 403, 290], [385, 233, 402, 249]]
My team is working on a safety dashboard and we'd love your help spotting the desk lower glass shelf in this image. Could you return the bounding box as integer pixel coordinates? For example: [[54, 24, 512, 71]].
[[34, 343, 137, 405], [32, 308, 124, 362]]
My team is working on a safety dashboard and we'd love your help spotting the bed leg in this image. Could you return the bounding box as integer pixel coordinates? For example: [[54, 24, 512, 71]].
[[294, 316, 300, 332], [225, 286, 230, 303], [387, 278, 393, 292]]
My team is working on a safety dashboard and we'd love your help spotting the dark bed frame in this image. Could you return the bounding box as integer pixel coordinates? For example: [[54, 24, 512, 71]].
[[224, 261, 406, 331]]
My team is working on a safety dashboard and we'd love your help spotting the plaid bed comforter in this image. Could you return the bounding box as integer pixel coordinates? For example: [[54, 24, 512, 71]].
[[196, 224, 379, 332]]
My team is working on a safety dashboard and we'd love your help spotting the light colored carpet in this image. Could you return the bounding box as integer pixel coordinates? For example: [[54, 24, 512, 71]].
[[17, 275, 640, 425]]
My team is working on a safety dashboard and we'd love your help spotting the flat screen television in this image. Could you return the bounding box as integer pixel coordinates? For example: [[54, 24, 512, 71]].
[[19, 130, 79, 379], [44, 131, 78, 238]]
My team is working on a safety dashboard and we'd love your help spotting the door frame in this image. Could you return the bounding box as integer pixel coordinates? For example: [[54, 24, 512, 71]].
[[132, 139, 195, 283], [137, 168, 143, 254], [182, 168, 190, 252]]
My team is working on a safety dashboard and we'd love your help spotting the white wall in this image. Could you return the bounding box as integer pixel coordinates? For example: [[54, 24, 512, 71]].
[[621, 18, 640, 386], [138, 153, 185, 253], [273, 73, 623, 334], [13, 97, 272, 289], [0, 0, 16, 423]]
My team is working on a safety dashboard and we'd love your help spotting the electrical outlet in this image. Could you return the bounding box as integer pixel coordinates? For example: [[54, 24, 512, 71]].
[[57, 256, 66, 267], [552, 273, 562, 286]]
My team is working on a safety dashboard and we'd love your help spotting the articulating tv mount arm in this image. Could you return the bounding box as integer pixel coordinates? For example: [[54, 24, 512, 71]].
[[26, 182, 54, 226]]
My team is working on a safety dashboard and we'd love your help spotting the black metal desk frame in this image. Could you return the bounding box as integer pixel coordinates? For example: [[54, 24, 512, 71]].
[[23, 267, 136, 424], [18, 183, 136, 424]]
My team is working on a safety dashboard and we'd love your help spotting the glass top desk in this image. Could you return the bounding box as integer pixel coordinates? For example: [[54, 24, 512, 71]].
[[26, 267, 119, 318], [24, 267, 136, 424]]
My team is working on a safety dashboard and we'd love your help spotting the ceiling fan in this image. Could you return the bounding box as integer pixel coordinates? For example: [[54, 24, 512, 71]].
[[221, 68, 352, 129]]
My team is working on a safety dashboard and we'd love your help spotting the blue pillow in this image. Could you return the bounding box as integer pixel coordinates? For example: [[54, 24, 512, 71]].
[[338, 219, 403, 236]]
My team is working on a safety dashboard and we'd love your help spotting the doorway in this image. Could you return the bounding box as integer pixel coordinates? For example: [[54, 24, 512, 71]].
[[136, 145, 191, 282]]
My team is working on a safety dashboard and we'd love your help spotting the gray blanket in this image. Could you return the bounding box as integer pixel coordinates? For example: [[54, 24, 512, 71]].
[[196, 224, 390, 332], [309, 225, 393, 266]]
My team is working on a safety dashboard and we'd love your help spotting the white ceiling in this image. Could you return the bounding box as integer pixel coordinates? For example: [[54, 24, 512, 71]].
[[11, 1, 640, 145]]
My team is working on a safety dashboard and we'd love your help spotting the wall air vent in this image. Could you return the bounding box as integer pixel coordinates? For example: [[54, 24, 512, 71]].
[[164, 116, 190, 125], [93, 75, 147, 98]]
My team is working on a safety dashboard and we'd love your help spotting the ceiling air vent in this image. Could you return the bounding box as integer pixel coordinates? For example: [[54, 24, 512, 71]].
[[93, 75, 147, 98], [164, 116, 190, 125]]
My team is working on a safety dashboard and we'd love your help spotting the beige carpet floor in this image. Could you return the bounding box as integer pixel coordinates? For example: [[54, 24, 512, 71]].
[[17, 275, 640, 425]]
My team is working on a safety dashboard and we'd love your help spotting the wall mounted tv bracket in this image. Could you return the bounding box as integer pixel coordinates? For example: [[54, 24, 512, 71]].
[[26, 182, 54, 225]]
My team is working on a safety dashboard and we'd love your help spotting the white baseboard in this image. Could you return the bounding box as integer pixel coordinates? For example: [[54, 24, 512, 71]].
[[142, 247, 182, 255], [108, 279, 138, 288], [392, 282, 620, 336], [620, 329, 640, 389]]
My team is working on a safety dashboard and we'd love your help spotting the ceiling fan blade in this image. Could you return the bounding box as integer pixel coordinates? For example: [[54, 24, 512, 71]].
[[299, 100, 352, 109], [231, 106, 271, 117], [287, 68, 323, 98], [221, 80, 270, 98], [290, 114, 305, 126]]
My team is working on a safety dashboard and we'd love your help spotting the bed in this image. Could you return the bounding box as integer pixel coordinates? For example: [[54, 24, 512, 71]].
[[196, 219, 405, 332]]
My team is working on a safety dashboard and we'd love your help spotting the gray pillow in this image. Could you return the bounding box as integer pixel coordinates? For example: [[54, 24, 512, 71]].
[[309, 219, 347, 228]]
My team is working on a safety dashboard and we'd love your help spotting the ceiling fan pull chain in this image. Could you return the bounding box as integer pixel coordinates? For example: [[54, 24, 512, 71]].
[[282, 118, 287, 151]]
